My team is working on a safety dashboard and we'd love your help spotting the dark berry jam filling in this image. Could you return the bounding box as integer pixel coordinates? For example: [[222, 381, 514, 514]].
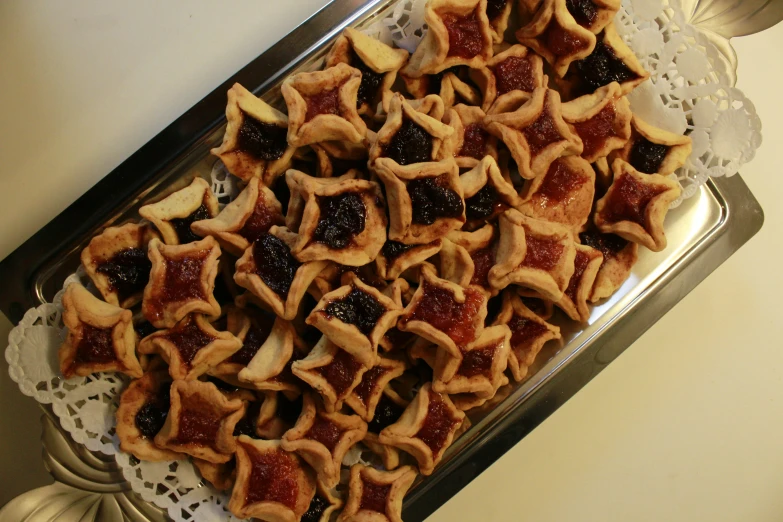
[[629, 136, 669, 174], [567, 0, 599, 27], [465, 184, 505, 221], [313, 193, 367, 249], [368, 394, 405, 434], [169, 203, 211, 244], [96, 247, 151, 302], [253, 234, 301, 297], [164, 317, 215, 366], [573, 41, 639, 95], [134, 385, 171, 439], [237, 114, 288, 161], [381, 240, 415, 261], [351, 50, 385, 108], [408, 176, 464, 225], [323, 287, 385, 335], [384, 119, 433, 165]]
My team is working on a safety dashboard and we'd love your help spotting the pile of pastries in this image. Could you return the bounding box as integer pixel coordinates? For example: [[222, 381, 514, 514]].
[[57, 0, 693, 520]]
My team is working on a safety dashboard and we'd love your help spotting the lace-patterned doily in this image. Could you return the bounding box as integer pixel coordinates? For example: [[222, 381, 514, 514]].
[[4, 1, 765, 521]]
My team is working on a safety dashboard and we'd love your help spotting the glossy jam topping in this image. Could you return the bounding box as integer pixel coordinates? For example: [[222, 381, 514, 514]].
[[465, 184, 505, 221], [384, 118, 433, 165], [244, 444, 298, 508], [75, 324, 116, 364], [164, 318, 216, 366], [237, 114, 288, 161], [408, 176, 464, 225], [458, 123, 490, 160], [240, 193, 282, 243], [565, 249, 591, 301], [97, 247, 151, 302], [523, 108, 563, 156], [544, 20, 589, 57], [415, 391, 459, 453], [537, 159, 588, 203], [441, 9, 484, 59], [522, 235, 565, 271], [176, 407, 221, 445], [302, 495, 330, 522], [313, 193, 367, 250], [494, 56, 536, 95], [305, 87, 341, 122], [360, 481, 391, 513], [351, 50, 385, 108], [566, 0, 599, 27], [486, 0, 508, 22], [233, 400, 262, 438], [306, 416, 342, 452], [316, 348, 363, 397], [602, 173, 667, 226], [134, 385, 171, 439], [381, 240, 415, 261], [458, 344, 497, 378], [573, 104, 617, 159], [229, 314, 275, 365], [470, 245, 496, 287], [323, 287, 385, 335], [404, 282, 484, 346], [574, 41, 639, 94], [508, 314, 549, 347], [579, 231, 629, 261], [160, 250, 209, 305], [353, 364, 388, 405], [277, 393, 304, 427], [368, 395, 405, 434], [629, 136, 669, 174], [252, 234, 301, 297], [170, 203, 211, 244]]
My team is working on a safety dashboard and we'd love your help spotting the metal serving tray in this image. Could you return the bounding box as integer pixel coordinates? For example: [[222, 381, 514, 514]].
[[0, 0, 764, 520]]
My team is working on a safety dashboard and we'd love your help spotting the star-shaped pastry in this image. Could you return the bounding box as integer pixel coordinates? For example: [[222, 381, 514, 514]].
[[402, 0, 493, 78], [256, 391, 304, 440], [517, 155, 596, 233], [561, 81, 632, 163], [281, 393, 367, 488], [374, 158, 465, 245], [376, 238, 443, 281], [516, 0, 597, 78], [59, 283, 143, 379], [80, 222, 159, 308], [154, 379, 246, 463], [282, 63, 368, 148], [141, 236, 221, 328], [378, 383, 466, 475], [292, 335, 369, 412], [284, 171, 388, 266], [492, 288, 561, 381], [399, 264, 488, 358], [443, 104, 498, 168], [580, 229, 639, 302], [337, 464, 418, 522], [555, 243, 604, 321], [138, 313, 242, 380], [594, 159, 681, 251], [447, 224, 499, 294], [459, 155, 522, 227], [378, 279, 418, 353], [210, 83, 297, 184], [190, 177, 284, 256], [345, 356, 407, 422], [484, 87, 583, 179], [362, 387, 410, 470], [139, 177, 220, 245], [233, 227, 329, 320], [610, 114, 693, 176], [325, 27, 409, 116], [116, 370, 183, 461], [475, 44, 546, 113], [233, 313, 300, 393], [229, 436, 317, 521]]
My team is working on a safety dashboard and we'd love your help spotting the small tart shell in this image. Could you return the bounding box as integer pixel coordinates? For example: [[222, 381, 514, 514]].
[[376, 239, 443, 281], [337, 464, 417, 522], [344, 356, 408, 422], [138, 177, 219, 245], [442, 104, 498, 169], [610, 114, 693, 176], [473, 44, 546, 113], [236, 314, 299, 391], [555, 243, 604, 322], [582, 232, 640, 302]]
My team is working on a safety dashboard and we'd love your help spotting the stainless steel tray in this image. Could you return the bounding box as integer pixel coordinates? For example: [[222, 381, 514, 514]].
[[0, 0, 764, 520]]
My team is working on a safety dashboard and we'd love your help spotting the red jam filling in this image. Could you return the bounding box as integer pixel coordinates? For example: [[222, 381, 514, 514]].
[[360, 481, 391, 513], [493, 56, 536, 95], [404, 282, 484, 346], [602, 173, 667, 227], [237, 114, 288, 161], [305, 86, 341, 122], [316, 349, 363, 397], [458, 344, 497, 378], [306, 416, 342, 452], [229, 313, 275, 365], [175, 406, 221, 446], [414, 391, 459, 453], [543, 20, 590, 57], [353, 364, 389, 405], [160, 250, 209, 305], [458, 123, 489, 160], [522, 235, 565, 271], [441, 10, 484, 59], [96, 247, 152, 303], [164, 317, 216, 366], [75, 323, 116, 365], [508, 314, 549, 350], [244, 444, 298, 508], [537, 159, 588, 203], [240, 193, 283, 244], [253, 234, 301, 297], [565, 249, 591, 301], [573, 104, 617, 159], [470, 245, 496, 287], [522, 108, 563, 157]]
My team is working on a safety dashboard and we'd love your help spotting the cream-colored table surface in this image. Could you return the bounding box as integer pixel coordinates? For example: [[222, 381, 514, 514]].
[[0, 2, 781, 520]]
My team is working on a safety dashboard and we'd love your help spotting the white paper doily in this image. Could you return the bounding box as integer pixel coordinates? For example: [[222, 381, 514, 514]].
[[4, 1, 764, 521]]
